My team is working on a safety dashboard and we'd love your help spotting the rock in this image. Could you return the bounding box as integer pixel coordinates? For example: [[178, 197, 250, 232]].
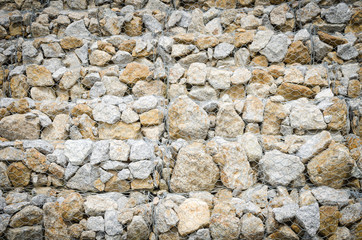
[[41, 43, 64, 58], [0, 162, 11, 188], [143, 14, 162, 33], [93, 103, 121, 124], [87, 216, 104, 232], [90, 50, 112, 66], [30, 87, 56, 101], [339, 203, 362, 225], [323, 97, 348, 131], [215, 103, 245, 138], [270, 3, 288, 26], [231, 67, 251, 85], [60, 192, 84, 222], [242, 95, 264, 123], [64, 140, 93, 166], [9, 205, 43, 228], [140, 109, 163, 126], [214, 142, 255, 190], [59, 70, 80, 90], [154, 202, 179, 234], [317, 31, 347, 47], [171, 44, 195, 58], [337, 43, 358, 60], [290, 99, 326, 130], [196, 36, 219, 50], [7, 162, 31, 187], [6, 225, 43, 240], [84, 195, 117, 216], [132, 95, 158, 114], [273, 203, 299, 223], [260, 34, 289, 63], [129, 160, 154, 179], [90, 140, 109, 165], [188, 9, 205, 34], [311, 186, 350, 207], [60, 36, 83, 50], [124, 17, 143, 37], [259, 150, 304, 186], [127, 216, 150, 240], [10, 75, 29, 98], [133, 80, 166, 97], [296, 131, 332, 163], [112, 51, 133, 65], [238, 133, 263, 162], [177, 198, 210, 236], [41, 114, 70, 140], [187, 63, 207, 85], [0, 147, 24, 161], [99, 122, 141, 140], [105, 210, 123, 236], [295, 203, 320, 237], [65, 20, 91, 38], [24, 148, 49, 173], [31, 22, 49, 37], [210, 203, 240, 240], [205, 18, 222, 35], [0, 114, 40, 140], [0, 214, 10, 234], [307, 143, 353, 188], [102, 76, 128, 97], [323, 3, 352, 24], [261, 99, 288, 135], [249, 30, 274, 52], [43, 202, 70, 239], [296, 2, 320, 24], [109, 140, 130, 161], [207, 68, 232, 90], [120, 62, 150, 84], [234, 31, 254, 48], [240, 213, 264, 240], [170, 143, 219, 192], [66, 164, 100, 192], [168, 96, 209, 140], [284, 41, 311, 64], [267, 226, 298, 240], [214, 43, 234, 59], [319, 206, 340, 237], [26, 65, 54, 87], [67, 0, 87, 9], [276, 83, 314, 100], [129, 140, 154, 161]]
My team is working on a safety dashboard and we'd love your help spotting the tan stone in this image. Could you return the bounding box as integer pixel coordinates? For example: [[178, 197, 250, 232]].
[[238, 0, 254, 7], [267, 226, 298, 240], [250, 69, 274, 85], [323, 97, 348, 131], [71, 104, 93, 117], [268, 65, 284, 78], [7, 162, 31, 187], [234, 31, 254, 48], [41, 114, 70, 140], [24, 148, 49, 173], [98, 122, 141, 140], [48, 163, 64, 179], [26, 64, 54, 87], [304, 67, 328, 87], [77, 114, 96, 140], [251, 55, 268, 67], [10, 75, 29, 98], [284, 41, 311, 65], [345, 10, 362, 33], [177, 198, 210, 236], [215, 102, 245, 138], [36, 101, 69, 119], [261, 99, 288, 135], [105, 172, 130, 192], [307, 143, 354, 188], [243, 95, 264, 123], [317, 31, 347, 47], [6, 99, 30, 114], [276, 82, 315, 100], [173, 33, 195, 44], [119, 62, 151, 84], [97, 41, 116, 55], [60, 192, 84, 222], [124, 17, 143, 37], [132, 80, 166, 97], [89, 50, 112, 66], [59, 36, 82, 50], [348, 80, 361, 98], [195, 36, 219, 50], [118, 39, 136, 53], [140, 109, 163, 126], [319, 206, 340, 237], [220, 84, 246, 100], [0, 114, 40, 140], [44, 202, 70, 239], [284, 67, 304, 84], [131, 176, 154, 190], [9, 206, 43, 228]]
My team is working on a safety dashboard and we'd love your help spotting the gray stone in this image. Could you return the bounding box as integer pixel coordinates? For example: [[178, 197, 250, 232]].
[[67, 0, 87, 9], [311, 36, 333, 62], [143, 14, 163, 33], [129, 140, 154, 161], [166, 11, 182, 28], [311, 186, 350, 207], [0, 163, 10, 188], [188, 86, 217, 101], [109, 140, 130, 161], [120, 108, 139, 124], [105, 210, 123, 236], [129, 160, 154, 179], [102, 76, 127, 97], [295, 203, 320, 237], [75, 43, 88, 64], [87, 216, 105, 232], [154, 202, 179, 234], [296, 2, 321, 24], [90, 140, 109, 165], [0, 147, 24, 161], [66, 164, 100, 191], [189, 228, 211, 240], [64, 163, 79, 180], [93, 103, 121, 124], [127, 216, 150, 240], [188, 9, 205, 34], [322, 3, 352, 24], [290, 99, 326, 130], [240, 213, 264, 240], [5, 225, 43, 240], [339, 203, 362, 225], [132, 95, 158, 113], [260, 34, 289, 63], [64, 20, 91, 38], [337, 43, 359, 60], [296, 131, 332, 163], [249, 30, 273, 52], [238, 133, 263, 162], [64, 140, 93, 166], [41, 43, 64, 58], [0, 214, 10, 234], [90, 82, 107, 98], [84, 195, 118, 216], [214, 43, 234, 60], [22, 140, 54, 155], [101, 161, 127, 170], [145, 0, 169, 12], [112, 51, 133, 65], [117, 169, 131, 180], [273, 203, 299, 223], [205, 18, 222, 35], [259, 150, 305, 186], [207, 68, 231, 90]]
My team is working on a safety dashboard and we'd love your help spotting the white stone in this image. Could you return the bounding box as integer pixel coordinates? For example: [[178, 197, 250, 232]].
[[109, 141, 130, 161], [295, 203, 320, 237], [187, 63, 207, 85], [311, 186, 350, 207], [296, 131, 332, 163], [120, 108, 139, 124], [93, 103, 121, 124], [129, 140, 154, 161], [132, 96, 158, 113], [231, 68, 251, 85], [214, 43, 234, 59], [128, 160, 154, 179], [64, 140, 93, 166], [249, 30, 274, 52], [87, 216, 105, 232], [90, 140, 109, 165]]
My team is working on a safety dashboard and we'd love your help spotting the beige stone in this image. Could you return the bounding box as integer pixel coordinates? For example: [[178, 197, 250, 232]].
[[98, 122, 141, 140], [124, 17, 143, 37], [284, 41, 311, 65], [348, 80, 361, 98], [60, 36, 83, 49], [24, 148, 49, 173], [132, 80, 166, 97], [140, 109, 163, 126], [276, 82, 314, 100], [41, 114, 70, 140], [9, 206, 43, 228], [317, 31, 347, 47], [10, 75, 29, 98], [7, 162, 31, 187], [195, 36, 219, 50], [44, 202, 70, 239], [234, 30, 254, 47], [319, 206, 340, 237], [250, 69, 274, 85], [131, 176, 154, 190], [215, 103, 245, 138], [119, 62, 151, 84], [0, 114, 40, 140], [89, 50, 112, 66], [26, 64, 54, 87], [323, 97, 348, 131], [60, 192, 84, 222]]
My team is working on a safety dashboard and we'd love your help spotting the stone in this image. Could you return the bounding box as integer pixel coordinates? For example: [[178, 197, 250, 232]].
[[311, 186, 350, 206], [30, 87, 56, 101], [90, 50, 112, 67], [59, 70, 80, 90], [296, 2, 320, 24], [348, 80, 361, 98], [140, 109, 163, 126], [10, 75, 29, 98], [41, 114, 70, 140], [90, 140, 109, 165], [43, 202, 70, 239], [133, 80, 166, 97], [0, 114, 40, 140], [187, 63, 207, 85], [64, 140, 93, 165], [26, 65, 54, 87], [6, 225, 43, 240], [240, 15, 261, 29], [240, 213, 264, 240], [188, 9, 206, 34], [7, 162, 31, 187], [31, 22, 49, 37], [317, 31, 347, 47], [260, 34, 289, 63], [87, 216, 104, 232], [171, 44, 195, 58], [177, 198, 210, 236], [154, 202, 179, 234], [249, 30, 273, 52], [231, 68, 251, 85], [295, 203, 320, 237], [84, 195, 117, 216], [127, 216, 149, 240], [24, 148, 49, 173], [120, 62, 150, 84], [129, 140, 154, 161], [234, 31, 254, 48], [93, 103, 121, 124], [319, 206, 340, 237], [60, 36, 83, 50], [9, 205, 43, 228], [296, 131, 332, 163], [284, 41, 311, 65], [143, 14, 162, 33], [168, 96, 209, 140], [105, 210, 123, 236], [196, 36, 219, 50], [41, 43, 64, 58], [60, 192, 84, 222], [102, 76, 127, 97], [339, 203, 362, 225], [323, 3, 352, 24], [171, 143, 219, 192], [66, 164, 100, 192], [290, 99, 326, 130], [0, 163, 11, 188], [112, 51, 133, 65], [129, 160, 154, 179], [213, 142, 255, 190], [132, 95, 158, 113], [337, 43, 358, 60], [270, 3, 288, 26], [238, 133, 263, 162], [307, 143, 353, 188], [323, 97, 348, 131], [0, 214, 10, 234], [273, 203, 299, 223], [99, 122, 141, 140], [214, 43, 234, 59], [205, 18, 222, 35], [259, 150, 304, 186], [276, 83, 314, 100], [109, 140, 130, 161], [67, 0, 87, 9], [242, 95, 264, 123], [0, 147, 24, 161], [64, 20, 91, 38], [210, 203, 240, 240], [124, 17, 143, 37], [215, 103, 244, 138], [207, 68, 232, 90]]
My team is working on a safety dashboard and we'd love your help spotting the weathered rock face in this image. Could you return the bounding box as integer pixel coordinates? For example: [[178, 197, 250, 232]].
[[168, 96, 210, 140], [215, 103, 245, 138], [170, 143, 219, 192], [0, 114, 40, 140]]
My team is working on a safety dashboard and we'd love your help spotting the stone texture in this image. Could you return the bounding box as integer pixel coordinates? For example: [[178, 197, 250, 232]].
[[296, 131, 332, 163], [0, 114, 40, 140], [215, 103, 245, 138], [120, 62, 150, 84], [26, 65, 54, 87], [290, 99, 326, 130], [9, 206, 43, 228]]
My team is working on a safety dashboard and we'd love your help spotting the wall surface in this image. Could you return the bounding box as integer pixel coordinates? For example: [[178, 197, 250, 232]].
[[0, 0, 361, 239]]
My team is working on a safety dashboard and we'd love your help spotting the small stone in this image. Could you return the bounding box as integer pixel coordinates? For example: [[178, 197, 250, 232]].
[[214, 42, 234, 59], [319, 206, 340, 237], [196, 36, 219, 50], [121, 108, 139, 124], [240, 213, 264, 240], [66, 164, 100, 192], [7, 162, 31, 187], [41, 43, 64, 58], [84, 195, 117, 216], [129, 160, 154, 179], [9, 205, 43, 228], [207, 68, 232, 90], [249, 30, 274, 52], [105, 210, 123, 236], [26, 65, 54, 87], [339, 203, 362, 225], [109, 141, 130, 161], [90, 140, 109, 165], [112, 51, 133, 65], [337, 43, 358, 60], [231, 68, 251, 85], [140, 109, 163, 126], [41, 114, 70, 140], [64, 140, 93, 166], [260, 34, 289, 63], [143, 14, 163, 33], [242, 95, 264, 123], [187, 63, 207, 85], [284, 41, 311, 64], [90, 50, 112, 67], [60, 192, 84, 222], [6, 225, 43, 240], [24, 148, 49, 173], [273, 203, 299, 223], [127, 216, 150, 240], [276, 83, 314, 100], [98, 122, 141, 140], [119, 62, 150, 84], [102, 76, 127, 97], [64, 20, 91, 38], [311, 186, 350, 207], [60, 36, 83, 50], [317, 31, 347, 47], [296, 131, 332, 163], [296, 2, 321, 24], [87, 216, 105, 232], [215, 103, 245, 138], [124, 17, 143, 37], [0, 147, 24, 161], [93, 103, 121, 124], [238, 133, 263, 162], [129, 140, 153, 161], [234, 30, 254, 48]]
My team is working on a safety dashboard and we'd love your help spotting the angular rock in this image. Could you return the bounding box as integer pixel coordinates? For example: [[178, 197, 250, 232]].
[[93, 103, 121, 124], [98, 122, 141, 140], [215, 103, 245, 138], [41, 114, 70, 140], [129, 160, 154, 179], [0, 114, 40, 140], [214, 43, 234, 59], [64, 20, 91, 38], [9, 205, 43, 228], [119, 62, 150, 84], [276, 83, 314, 100], [323, 3, 352, 24], [295, 203, 320, 237], [129, 140, 154, 161], [319, 206, 340, 237], [105, 210, 123, 236], [296, 131, 332, 163], [109, 140, 130, 161], [242, 95, 264, 123], [24, 148, 49, 173], [66, 164, 100, 192], [207, 68, 231, 90], [90, 50, 112, 66], [249, 30, 274, 52], [127, 216, 150, 240], [60, 192, 84, 222], [238, 133, 263, 162], [240, 213, 264, 240], [84, 195, 117, 216], [7, 162, 31, 187], [64, 140, 93, 166], [337, 43, 358, 60], [284, 41, 311, 64], [296, 2, 321, 24], [26, 65, 54, 87], [6, 225, 43, 240], [260, 34, 289, 63], [90, 140, 109, 165], [273, 203, 299, 223], [290, 99, 326, 130], [311, 186, 350, 207], [187, 63, 207, 85], [339, 203, 362, 225]]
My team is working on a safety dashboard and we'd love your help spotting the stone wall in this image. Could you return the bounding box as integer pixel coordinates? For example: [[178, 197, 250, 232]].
[[0, 0, 361, 239]]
